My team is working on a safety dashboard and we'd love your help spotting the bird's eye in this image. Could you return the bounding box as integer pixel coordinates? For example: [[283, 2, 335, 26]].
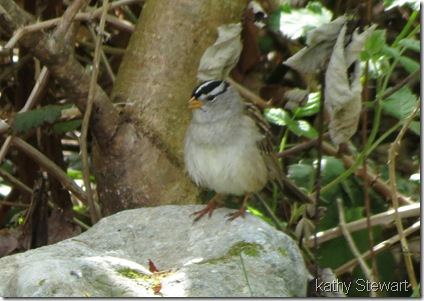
[[206, 95, 215, 101]]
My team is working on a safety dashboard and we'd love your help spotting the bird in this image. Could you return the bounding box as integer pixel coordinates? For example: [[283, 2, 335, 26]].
[[183, 80, 313, 222]]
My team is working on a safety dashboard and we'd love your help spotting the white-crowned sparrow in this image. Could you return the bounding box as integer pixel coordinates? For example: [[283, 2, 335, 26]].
[[184, 80, 312, 221]]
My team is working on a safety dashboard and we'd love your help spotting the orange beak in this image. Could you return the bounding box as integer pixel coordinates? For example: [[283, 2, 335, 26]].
[[187, 97, 204, 110]]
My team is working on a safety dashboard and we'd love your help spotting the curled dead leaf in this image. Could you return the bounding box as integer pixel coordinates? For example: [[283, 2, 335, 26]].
[[284, 89, 309, 110], [324, 24, 376, 145], [197, 23, 242, 81], [284, 16, 347, 74]]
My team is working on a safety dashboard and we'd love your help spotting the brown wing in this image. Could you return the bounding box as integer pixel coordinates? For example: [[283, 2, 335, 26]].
[[244, 102, 314, 204], [244, 102, 274, 154]]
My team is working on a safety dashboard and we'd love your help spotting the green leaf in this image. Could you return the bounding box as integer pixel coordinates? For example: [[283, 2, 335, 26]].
[[364, 29, 386, 57], [264, 108, 290, 126], [279, 2, 291, 13], [267, 10, 281, 31], [398, 38, 420, 53], [382, 87, 418, 120], [53, 120, 82, 134], [288, 119, 318, 138], [294, 92, 320, 117], [12, 104, 71, 133], [320, 156, 346, 183], [290, 203, 306, 223], [380, 44, 401, 59], [279, 1, 332, 40], [258, 35, 275, 53], [384, 0, 420, 11], [411, 284, 421, 297], [399, 55, 420, 73], [67, 169, 84, 180], [306, 1, 326, 14], [288, 163, 315, 178], [288, 163, 315, 191], [408, 120, 420, 136], [344, 207, 364, 223]]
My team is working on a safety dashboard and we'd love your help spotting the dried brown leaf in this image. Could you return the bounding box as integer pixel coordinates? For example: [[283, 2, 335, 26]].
[[324, 24, 376, 145], [197, 23, 242, 81]]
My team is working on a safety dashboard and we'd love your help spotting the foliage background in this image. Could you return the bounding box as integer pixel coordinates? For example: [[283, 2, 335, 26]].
[[0, 0, 420, 297]]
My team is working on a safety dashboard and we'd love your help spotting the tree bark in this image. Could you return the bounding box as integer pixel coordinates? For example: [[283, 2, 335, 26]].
[[95, 0, 249, 214], [0, 0, 249, 216]]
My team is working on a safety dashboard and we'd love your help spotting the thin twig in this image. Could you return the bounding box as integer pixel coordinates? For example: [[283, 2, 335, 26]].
[[19, 66, 50, 113], [320, 66, 419, 201], [0, 135, 12, 164], [0, 168, 32, 197], [312, 73, 326, 279], [80, 0, 111, 224], [87, 25, 116, 83], [278, 132, 330, 157], [102, 14, 135, 32], [381, 69, 420, 100], [362, 57, 378, 281], [52, 0, 88, 42], [387, 100, 420, 291], [72, 217, 91, 231], [303, 203, 420, 247], [0, 66, 50, 168], [3, 0, 142, 49], [4, 27, 25, 49], [321, 142, 414, 205], [337, 199, 376, 297], [227, 77, 271, 109], [335, 221, 420, 276], [11, 137, 88, 205], [0, 200, 30, 207], [76, 40, 127, 55]]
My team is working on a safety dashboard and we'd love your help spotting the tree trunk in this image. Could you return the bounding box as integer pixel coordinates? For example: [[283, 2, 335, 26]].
[[94, 0, 248, 215]]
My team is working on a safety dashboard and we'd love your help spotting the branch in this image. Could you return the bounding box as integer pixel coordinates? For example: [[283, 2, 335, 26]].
[[19, 66, 50, 113], [52, 0, 88, 43], [3, 0, 141, 49], [381, 67, 419, 100], [337, 199, 376, 297], [0, 0, 122, 149], [387, 100, 420, 291], [227, 77, 272, 109], [278, 133, 330, 157], [0, 66, 49, 176], [11, 137, 87, 205], [0, 168, 32, 198], [321, 142, 414, 206], [334, 220, 420, 276], [81, 0, 112, 224], [303, 203, 420, 247]]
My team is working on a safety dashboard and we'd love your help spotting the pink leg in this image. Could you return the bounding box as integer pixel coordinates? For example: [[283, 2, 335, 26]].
[[192, 193, 221, 222], [227, 193, 250, 221]]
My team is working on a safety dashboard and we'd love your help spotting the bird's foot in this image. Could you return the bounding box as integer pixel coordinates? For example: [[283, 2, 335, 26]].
[[191, 194, 220, 222], [192, 202, 216, 222], [226, 193, 250, 221], [226, 204, 247, 221]]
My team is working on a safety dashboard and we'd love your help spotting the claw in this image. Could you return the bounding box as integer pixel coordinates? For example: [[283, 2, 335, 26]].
[[191, 193, 220, 222], [226, 206, 246, 221], [226, 193, 250, 222]]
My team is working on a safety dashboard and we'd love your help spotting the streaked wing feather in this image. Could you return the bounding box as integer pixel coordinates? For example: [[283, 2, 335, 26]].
[[244, 102, 274, 154], [244, 102, 314, 204]]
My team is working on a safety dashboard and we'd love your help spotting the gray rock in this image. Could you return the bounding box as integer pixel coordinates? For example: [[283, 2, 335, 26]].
[[0, 205, 309, 297]]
